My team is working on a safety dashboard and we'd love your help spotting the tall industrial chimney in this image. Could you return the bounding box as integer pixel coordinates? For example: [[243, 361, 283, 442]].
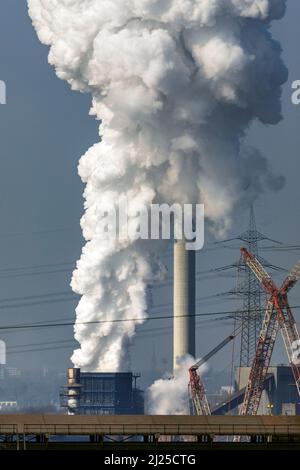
[[173, 239, 196, 371]]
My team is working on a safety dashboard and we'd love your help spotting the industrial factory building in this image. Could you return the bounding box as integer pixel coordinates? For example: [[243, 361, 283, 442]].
[[236, 365, 300, 416], [58, 211, 300, 420], [61, 368, 144, 415], [212, 365, 300, 416]]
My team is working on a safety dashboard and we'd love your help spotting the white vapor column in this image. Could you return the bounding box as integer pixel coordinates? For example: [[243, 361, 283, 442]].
[[173, 240, 195, 371], [28, 0, 287, 373]]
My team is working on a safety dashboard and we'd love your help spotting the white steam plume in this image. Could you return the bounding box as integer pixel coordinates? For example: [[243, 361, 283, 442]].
[[147, 355, 206, 415], [28, 0, 287, 371]]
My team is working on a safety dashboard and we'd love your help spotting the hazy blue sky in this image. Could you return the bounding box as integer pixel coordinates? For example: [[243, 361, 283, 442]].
[[0, 1, 299, 385]]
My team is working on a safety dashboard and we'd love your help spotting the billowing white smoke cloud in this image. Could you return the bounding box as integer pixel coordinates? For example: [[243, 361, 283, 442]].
[[147, 355, 207, 415], [28, 0, 287, 371]]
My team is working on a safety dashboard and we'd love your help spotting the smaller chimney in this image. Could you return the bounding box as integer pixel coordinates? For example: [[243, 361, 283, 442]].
[[67, 368, 81, 415]]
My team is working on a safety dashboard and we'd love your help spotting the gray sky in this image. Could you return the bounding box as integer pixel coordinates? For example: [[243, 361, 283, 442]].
[[0, 1, 299, 384]]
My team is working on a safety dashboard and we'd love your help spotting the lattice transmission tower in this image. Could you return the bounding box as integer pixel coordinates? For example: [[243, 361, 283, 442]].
[[219, 205, 282, 367], [197, 205, 284, 369], [236, 206, 267, 366], [234, 206, 285, 367]]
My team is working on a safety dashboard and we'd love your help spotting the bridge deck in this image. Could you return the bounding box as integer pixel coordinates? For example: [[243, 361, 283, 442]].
[[0, 415, 299, 437]]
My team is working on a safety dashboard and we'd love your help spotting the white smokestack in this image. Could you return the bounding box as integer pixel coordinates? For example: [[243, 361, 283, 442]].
[[173, 240, 195, 371], [28, 0, 287, 372]]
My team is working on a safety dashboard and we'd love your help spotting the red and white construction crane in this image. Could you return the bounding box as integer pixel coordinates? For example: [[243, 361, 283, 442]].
[[189, 335, 235, 415], [238, 248, 300, 416]]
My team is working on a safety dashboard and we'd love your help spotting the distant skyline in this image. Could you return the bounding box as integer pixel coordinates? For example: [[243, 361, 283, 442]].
[[0, 2, 299, 386]]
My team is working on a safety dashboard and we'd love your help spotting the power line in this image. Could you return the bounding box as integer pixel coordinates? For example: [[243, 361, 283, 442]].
[[0, 226, 78, 238], [0, 291, 76, 304], [0, 268, 73, 280], [0, 305, 299, 332], [0, 312, 229, 331], [2, 313, 229, 339], [0, 297, 77, 311], [0, 261, 74, 273], [0, 290, 78, 310], [0, 280, 234, 311], [4, 319, 235, 354], [7, 339, 76, 350], [7, 344, 76, 355], [7, 326, 231, 355]]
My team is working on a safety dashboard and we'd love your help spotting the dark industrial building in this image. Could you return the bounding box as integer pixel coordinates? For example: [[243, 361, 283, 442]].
[[234, 365, 300, 415], [61, 368, 144, 415], [212, 365, 300, 416]]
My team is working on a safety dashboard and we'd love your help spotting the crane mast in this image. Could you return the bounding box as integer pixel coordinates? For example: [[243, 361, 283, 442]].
[[238, 248, 300, 416], [189, 368, 211, 416], [238, 301, 279, 416], [273, 296, 300, 394], [189, 335, 235, 416]]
